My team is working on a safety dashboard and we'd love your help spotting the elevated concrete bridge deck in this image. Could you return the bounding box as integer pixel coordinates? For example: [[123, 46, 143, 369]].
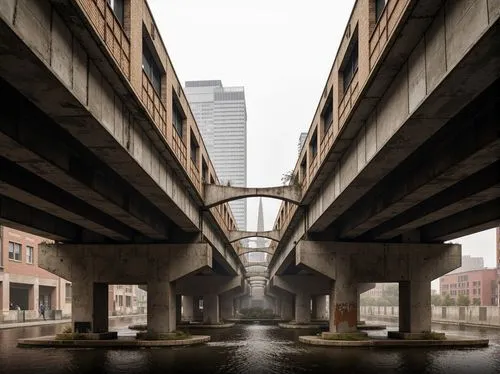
[[1, 0, 498, 340]]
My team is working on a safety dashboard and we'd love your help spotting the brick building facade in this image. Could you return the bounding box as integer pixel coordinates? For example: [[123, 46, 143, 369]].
[[440, 268, 498, 306], [0, 226, 72, 321]]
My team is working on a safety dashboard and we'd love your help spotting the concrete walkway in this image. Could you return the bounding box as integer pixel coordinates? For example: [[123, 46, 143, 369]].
[[0, 314, 147, 330], [0, 319, 70, 330]]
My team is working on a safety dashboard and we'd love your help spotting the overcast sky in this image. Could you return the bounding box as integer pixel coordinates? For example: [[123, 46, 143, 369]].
[[148, 0, 498, 272]]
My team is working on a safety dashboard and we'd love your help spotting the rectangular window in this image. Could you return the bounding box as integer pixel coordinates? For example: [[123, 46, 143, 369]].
[[8, 241, 21, 261], [172, 99, 184, 137], [300, 157, 307, 183], [190, 131, 199, 164], [118, 295, 123, 307], [202, 159, 209, 183], [340, 30, 359, 94], [309, 131, 318, 163], [142, 35, 162, 95], [65, 283, 72, 302], [375, 0, 386, 23], [321, 90, 334, 134], [125, 295, 131, 307], [26, 245, 33, 264], [107, 0, 124, 26]]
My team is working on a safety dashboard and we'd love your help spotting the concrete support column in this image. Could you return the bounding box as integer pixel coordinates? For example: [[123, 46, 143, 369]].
[[72, 278, 93, 332], [1, 275, 9, 312], [30, 278, 39, 311], [329, 261, 358, 333], [399, 280, 431, 333], [182, 295, 193, 321], [281, 295, 294, 320], [219, 294, 233, 321], [314, 295, 328, 320], [93, 283, 108, 333], [295, 293, 311, 324], [311, 297, 317, 320], [175, 294, 182, 322], [147, 279, 175, 334], [203, 294, 219, 324]]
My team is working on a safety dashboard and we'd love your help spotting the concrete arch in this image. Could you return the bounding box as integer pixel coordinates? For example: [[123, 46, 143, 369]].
[[204, 185, 301, 208], [237, 247, 275, 256], [243, 262, 269, 268], [229, 230, 280, 243], [245, 272, 269, 279]]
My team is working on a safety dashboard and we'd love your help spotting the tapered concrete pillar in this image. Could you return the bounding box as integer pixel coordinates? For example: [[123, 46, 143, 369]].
[[399, 280, 431, 333], [182, 295, 193, 321], [220, 294, 233, 321], [147, 279, 175, 334], [295, 293, 311, 324], [329, 257, 358, 333], [203, 294, 219, 324]]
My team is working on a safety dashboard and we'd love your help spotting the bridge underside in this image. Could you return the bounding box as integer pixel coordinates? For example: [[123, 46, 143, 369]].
[[314, 76, 500, 243]]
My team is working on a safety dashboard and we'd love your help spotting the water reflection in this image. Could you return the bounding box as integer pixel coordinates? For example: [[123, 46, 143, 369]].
[[0, 318, 499, 374]]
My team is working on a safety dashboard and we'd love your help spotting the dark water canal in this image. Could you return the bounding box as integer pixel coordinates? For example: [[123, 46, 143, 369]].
[[1, 317, 499, 374]]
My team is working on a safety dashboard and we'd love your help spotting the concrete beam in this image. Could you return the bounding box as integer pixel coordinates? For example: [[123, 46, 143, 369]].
[[241, 256, 270, 267], [337, 84, 500, 239], [204, 184, 301, 208], [0, 156, 135, 241], [229, 230, 280, 243], [271, 275, 331, 295], [244, 263, 269, 269], [295, 240, 461, 282], [0, 80, 170, 240], [39, 242, 212, 283], [237, 247, 275, 256], [0, 194, 102, 242], [245, 271, 269, 279], [419, 198, 500, 241], [176, 275, 244, 296]]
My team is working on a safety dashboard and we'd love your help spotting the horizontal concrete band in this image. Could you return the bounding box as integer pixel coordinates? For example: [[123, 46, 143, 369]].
[[294, 240, 461, 282], [204, 185, 301, 208], [39, 243, 213, 283]]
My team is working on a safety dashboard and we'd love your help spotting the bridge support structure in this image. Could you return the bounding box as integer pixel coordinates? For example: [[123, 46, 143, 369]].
[[293, 240, 461, 337], [271, 275, 330, 324], [39, 242, 212, 337], [176, 275, 244, 324]]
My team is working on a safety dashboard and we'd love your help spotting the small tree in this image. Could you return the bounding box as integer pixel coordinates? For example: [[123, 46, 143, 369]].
[[456, 294, 470, 306], [431, 294, 442, 306], [472, 298, 481, 306], [281, 170, 299, 186], [443, 294, 455, 306]]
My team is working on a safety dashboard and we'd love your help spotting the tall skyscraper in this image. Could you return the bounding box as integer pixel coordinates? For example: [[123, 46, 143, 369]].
[[185, 80, 247, 230]]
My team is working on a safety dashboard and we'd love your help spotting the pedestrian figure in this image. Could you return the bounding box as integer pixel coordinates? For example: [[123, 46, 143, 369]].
[[39, 303, 46, 320]]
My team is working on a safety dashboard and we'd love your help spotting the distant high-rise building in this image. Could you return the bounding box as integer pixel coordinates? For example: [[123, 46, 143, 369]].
[[298, 132, 307, 156], [185, 80, 247, 230]]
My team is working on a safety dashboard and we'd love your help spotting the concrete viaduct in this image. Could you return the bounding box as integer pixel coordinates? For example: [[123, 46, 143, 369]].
[[0, 0, 498, 340]]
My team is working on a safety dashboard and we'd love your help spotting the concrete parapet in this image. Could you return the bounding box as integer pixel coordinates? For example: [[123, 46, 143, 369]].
[[204, 185, 301, 208]]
